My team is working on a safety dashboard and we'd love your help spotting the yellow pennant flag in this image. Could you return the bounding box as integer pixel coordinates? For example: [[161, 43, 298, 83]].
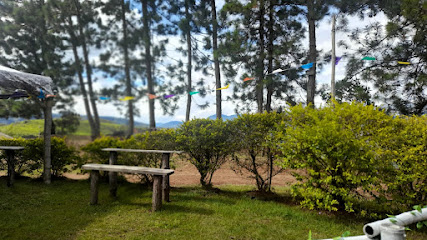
[[147, 93, 157, 100], [120, 96, 135, 101], [397, 61, 410, 65], [216, 84, 230, 90]]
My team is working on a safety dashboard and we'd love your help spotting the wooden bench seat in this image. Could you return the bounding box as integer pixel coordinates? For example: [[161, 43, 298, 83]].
[[82, 163, 175, 211]]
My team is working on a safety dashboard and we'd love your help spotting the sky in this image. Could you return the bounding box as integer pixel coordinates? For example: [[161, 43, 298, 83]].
[[66, 3, 388, 124]]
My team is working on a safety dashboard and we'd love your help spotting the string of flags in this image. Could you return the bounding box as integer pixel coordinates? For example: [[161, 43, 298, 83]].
[[96, 56, 412, 101]]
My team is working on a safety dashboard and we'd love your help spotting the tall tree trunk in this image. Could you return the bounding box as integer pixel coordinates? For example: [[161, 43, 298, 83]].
[[211, 0, 222, 120], [256, 0, 265, 113], [142, 0, 156, 130], [266, 0, 274, 113], [121, 0, 134, 138], [307, 0, 316, 107], [74, 0, 101, 137], [185, 0, 192, 122], [66, 15, 96, 140], [43, 99, 53, 184]]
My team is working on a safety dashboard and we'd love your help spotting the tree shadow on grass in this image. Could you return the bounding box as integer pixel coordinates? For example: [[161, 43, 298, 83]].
[[0, 177, 117, 240]]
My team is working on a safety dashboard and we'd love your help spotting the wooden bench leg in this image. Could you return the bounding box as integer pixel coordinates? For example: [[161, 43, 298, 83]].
[[90, 170, 100, 205], [161, 153, 171, 202], [6, 150, 15, 187], [152, 175, 163, 212], [109, 151, 118, 197]]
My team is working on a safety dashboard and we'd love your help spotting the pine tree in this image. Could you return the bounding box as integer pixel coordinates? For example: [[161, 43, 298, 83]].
[[98, 0, 143, 138], [219, 0, 304, 113]]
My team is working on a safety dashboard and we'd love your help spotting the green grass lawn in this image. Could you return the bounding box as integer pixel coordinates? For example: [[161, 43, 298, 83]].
[[0, 119, 144, 137], [1, 178, 426, 240]]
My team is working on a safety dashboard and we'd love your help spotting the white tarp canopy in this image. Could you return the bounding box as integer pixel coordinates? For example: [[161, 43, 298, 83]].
[[0, 65, 54, 96]]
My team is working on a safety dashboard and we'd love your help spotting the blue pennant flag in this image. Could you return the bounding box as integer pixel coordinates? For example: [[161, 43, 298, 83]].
[[37, 88, 45, 99], [301, 62, 314, 69]]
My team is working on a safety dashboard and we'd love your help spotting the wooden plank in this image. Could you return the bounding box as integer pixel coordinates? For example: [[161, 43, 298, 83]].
[[82, 164, 174, 176], [152, 175, 163, 211], [161, 153, 171, 202], [0, 146, 24, 150], [90, 170, 100, 205], [101, 148, 183, 154], [109, 151, 118, 197]]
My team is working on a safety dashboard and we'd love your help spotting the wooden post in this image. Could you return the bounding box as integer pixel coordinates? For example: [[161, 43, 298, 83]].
[[6, 150, 15, 187], [152, 175, 163, 211], [161, 153, 171, 202], [109, 151, 118, 197], [43, 98, 53, 184], [90, 170, 100, 205]]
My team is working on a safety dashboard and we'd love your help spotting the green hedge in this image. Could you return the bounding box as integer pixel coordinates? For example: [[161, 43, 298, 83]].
[[271, 101, 427, 215], [0, 137, 79, 177]]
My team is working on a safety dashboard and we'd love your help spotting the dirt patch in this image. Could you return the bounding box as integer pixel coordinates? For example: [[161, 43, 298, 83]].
[[64, 159, 297, 187]]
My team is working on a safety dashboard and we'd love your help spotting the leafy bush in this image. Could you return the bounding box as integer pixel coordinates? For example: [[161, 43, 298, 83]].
[[175, 119, 233, 187], [229, 112, 285, 191], [0, 137, 78, 177], [382, 115, 427, 209], [80, 136, 122, 164], [272, 102, 395, 212]]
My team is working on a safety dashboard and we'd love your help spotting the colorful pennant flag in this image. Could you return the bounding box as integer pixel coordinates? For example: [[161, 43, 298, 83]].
[[301, 62, 314, 69], [243, 77, 254, 82], [362, 56, 376, 60], [269, 68, 285, 74], [397, 61, 410, 65], [120, 96, 135, 101], [189, 91, 199, 95], [147, 94, 157, 100], [37, 88, 45, 99], [46, 94, 56, 98], [99, 96, 110, 100], [335, 57, 342, 65], [164, 94, 175, 99], [216, 84, 230, 90]]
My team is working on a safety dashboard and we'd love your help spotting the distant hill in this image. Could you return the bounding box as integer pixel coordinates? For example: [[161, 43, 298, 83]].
[[157, 121, 183, 128], [208, 114, 237, 120], [96, 116, 149, 127]]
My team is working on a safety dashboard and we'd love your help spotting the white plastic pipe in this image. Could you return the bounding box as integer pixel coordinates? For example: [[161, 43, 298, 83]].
[[363, 208, 427, 239], [380, 224, 406, 240]]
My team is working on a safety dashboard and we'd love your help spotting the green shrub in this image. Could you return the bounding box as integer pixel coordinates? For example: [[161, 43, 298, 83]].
[[0, 137, 78, 177], [80, 136, 122, 164], [229, 112, 285, 191], [175, 119, 233, 187], [382, 115, 427, 209], [272, 102, 395, 212]]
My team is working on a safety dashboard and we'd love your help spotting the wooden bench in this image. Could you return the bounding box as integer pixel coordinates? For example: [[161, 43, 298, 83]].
[[82, 163, 174, 211]]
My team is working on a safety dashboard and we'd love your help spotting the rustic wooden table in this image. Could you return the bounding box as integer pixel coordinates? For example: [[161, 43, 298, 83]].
[[0, 146, 25, 187], [101, 148, 183, 202]]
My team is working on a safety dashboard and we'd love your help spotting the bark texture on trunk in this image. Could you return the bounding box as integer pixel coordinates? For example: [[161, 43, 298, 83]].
[[121, 0, 134, 138], [43, 99, 53, 184], [142, 0, 156, 130], [67, 15, 96, 140], [211, 0, 222, 119], [266, 0, 274, 113], [74, 0, 101, 137], [307, 0, 316, 107], [185, 0, 192, 122], [257, 0, 265, 113]]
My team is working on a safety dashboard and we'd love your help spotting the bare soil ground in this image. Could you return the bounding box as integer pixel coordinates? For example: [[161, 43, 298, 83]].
[[64, 159, 297, 187]]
